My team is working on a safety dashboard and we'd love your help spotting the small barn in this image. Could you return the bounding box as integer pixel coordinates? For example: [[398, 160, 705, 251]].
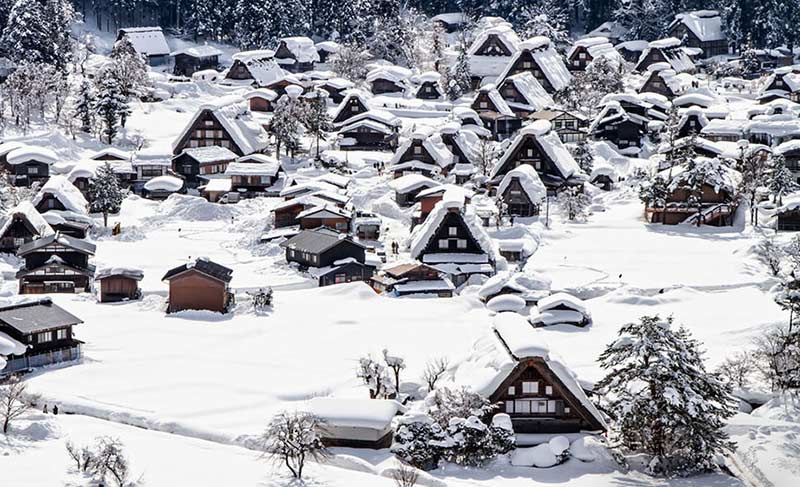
[[297, 205, 352, 232], [95, 266, 144, 303], [31, 176, 88, 216], [116, 27, 170, 66], [497, 165, 547, 217], [415, 72, 444, 100], [388, 174, 439, 207], [303, 398, 402, 448], [367, 66, 412, 95], [172, 45, 222, 77], [162, 258, 234, 314], [529, 292, 592, 328], [142, 175, 184, 200], [280, 228, 375, 287], [3, 146, 57, 187]]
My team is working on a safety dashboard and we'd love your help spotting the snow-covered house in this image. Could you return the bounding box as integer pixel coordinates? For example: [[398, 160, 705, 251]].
[[439, 124, 481, 168], [566, 37, 622, 71], [370, 262, 454, 297], [490, 120, 585, 190], [389, 130, 455, 177], [409, 189, 497, 286], [302, 398, 402, 448], [354, 211, 381, 240], [315, 41, 339, 64], [760, 67, 800, 104], [315, 77, 353, 104], [0, 298, 83, 377], [297, 205, 352, 233], [367, 65, 412, 95], [586, 21, 627, 45], [224, 50, 285, 87], [589, 99, 651, 150], [32, 176, 88, 216], [332, 89, 371, 125], [635, 37, 696, 74], [471, 84, 522, 141], [171, 45, 222, 77], [2, 145, 57, 187], [495, 37, 572, 94], [414, 71, 444, 100], [274, 37, 319, 73], [280, 227, 375, 287], [172, 95, 269, 157], [530, 109, 588, 143], [529, 292, 592, 328], [224, 154, 282, 197], [615, 40, 649, 63], [413, 185, 474, 226], [116, 27, 170, 65], [639, 63, 696, 99], [338, 110, 402, 151], [497, 165, 547, 217], [243, 88, 278, 113], [667, 10, 727, 59], [142, 175, 185, 200], [16, 232, 96, 294], [699, 119, 745, 142], [497, 72, 554, 116], [645, 158, 741, 225], [171, 146, 238, 189], [130, 157, 172, 189], [95, 266, 144, 303], [89, 147, 131, 162], [478, 271, 551, 304], [452, 312, 607, 434], [677, 106, 710, 138], [67, 160, 136, 197], [775, 197, 800, 231], [468, 22, 521, 87], [0, 201, 53, 253], [389, 174, 440, 207], [774, 140, 800, 183], [432, 12, 467, 33], [162, 258, 234, 314]]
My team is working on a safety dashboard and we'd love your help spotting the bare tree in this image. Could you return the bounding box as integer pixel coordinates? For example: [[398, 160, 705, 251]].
[[0, 375, 36, 434], [755, 238, 784, 276], [66, 440, 95, 472], [391, 461, 419, 487], [716, 351, 753, 389], [92, 437, 129, 487], [260, 411, 329, 480], [421, 357, 449, 390], [753, 326, 800, 392], [383, 349, 406, 393], [357, 355, 394, 399]]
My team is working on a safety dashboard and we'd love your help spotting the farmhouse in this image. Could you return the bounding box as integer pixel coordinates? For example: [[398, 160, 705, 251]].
[[497, 165, 547, 217], [16, 232, 96, 294], [415, 72, 444, 100], [274, 37, 319, 73], [497, 72, 554, 116], [667, 10, 727, 58], [468, 23, 521, 86], [471, 84, 522, 141], [389, 131, 454, 176], [32, 176, 88, 216], [224, 155, 282, 197], [142, 176, 184, 200], [371, 262, 454, 297], [453, 312, 607, 434], [775, 198, 800, 231], [3, 145, 57, 187], [162, 258, 234, 314], [389, 174, 439, 207], [566, 37, 622, 71], [530, 109, 588, 143], [635, 37, 696, 73], [495, 37, 572, 94], [172, 146, 238, 189], [337, 110, 401, 151], [172, 45, 222, 77], [173, 95, 268, 156], [297, 205, 352, 232], [280, 228, 375, 287], [116, 27, 170, 65], [0, 298, 83, 376], [224, 50, 285, 87], [315, 41, 339, 64], [478, 270, 551, 304], [332, 89, 371, 125], [367, 65, 412, 95]]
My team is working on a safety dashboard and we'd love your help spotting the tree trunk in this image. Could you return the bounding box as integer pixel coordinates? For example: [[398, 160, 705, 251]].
[[103, 211, 109, 228]]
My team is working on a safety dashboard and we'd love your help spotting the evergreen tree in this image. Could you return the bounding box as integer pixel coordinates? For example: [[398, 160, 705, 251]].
[[1, 0, 51, 65], [88, 162, 127, 227], [301, 89, 332, 159], [445, 32, 472, 101], [571, 139, 594, 175], [557, 186, 591, 221], [74, 78, 95, 134], [329, 41, 371, 84], [269, 95, 303, 160], [109, 36, 150, 104], [767, 153, 798, 205], [93, 74, 129, 144], [513, 0, 570, 50], [737, 146, 769, 226], [233, 0, 273, 49], [639, 174, 669, 215], [614, 0, 670, 41], [597, 315, 736, 476], [42, 0, 74, 70]]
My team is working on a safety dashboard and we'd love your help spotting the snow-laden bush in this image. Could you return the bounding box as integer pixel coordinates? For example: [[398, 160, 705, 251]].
[[391, 413, 446, 471]]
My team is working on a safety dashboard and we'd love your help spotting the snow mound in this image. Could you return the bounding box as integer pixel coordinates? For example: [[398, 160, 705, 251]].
[[17, 420, 62, 441], [549, 435, 570, 455], [511, 443, 557, 468], [486, 294, 527, 313], [568, 436, 602, 462], [751, 394, 800, 423], [156, 194, 238, 222]]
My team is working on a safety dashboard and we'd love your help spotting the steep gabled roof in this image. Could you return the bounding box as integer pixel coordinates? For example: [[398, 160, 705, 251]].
[[162, 257, 233, 283], [500, 72, 554, 112], [0, 298, 82, 334], [172, 95, 269, 155], [491, 121, 581, 180], [496, 37, 572, 91], [31, 176, 88, 215], [17, 231, 96, 256], [280, 227, 364, 254], [669, 10, 725, 43], [0, 201, 53, 240]]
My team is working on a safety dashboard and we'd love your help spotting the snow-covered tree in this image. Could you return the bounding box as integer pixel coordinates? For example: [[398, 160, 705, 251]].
[[557, 186, 591, 221], [357, 354, 394, 399], [383, 349, 406, 393], [73, 77, 95, 134], [233, 0, 273, 49], [427, 387, 494, 429], [91, 437, 129, 487], [775, 269, 800, 332], [1, 0, 51, 66], [269, 95, 303, 160], [716, 351, 754, 390], [329, 41, 371, 84], [391, 413, 445, 471], [767, 153, 798, 205], [557, 56, 624, 116], [614, 0, 670, 41], [738, 147, 769, 226], [370, 4, 428, 69], [755, 237, 784, 276], [753, 325, 800, 392], [597, 315, 736, 476], [421, 356, 449, 390], [88, 162, 127, 228], [93, 74, 130, 144], [300, 89, 333, 159], [109, 36, 150, 103], [671, 157, 731, 226], [571, 139, 594, 175], [443, 416, 500, 466], [445, 31, 472, 101], [260, 411, 328, 479], [513, 0, 570, 50]]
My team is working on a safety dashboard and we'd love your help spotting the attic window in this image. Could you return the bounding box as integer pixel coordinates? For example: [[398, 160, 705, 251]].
[[350, 105, 360, 112], [526, 148, 535, 157], [479, 101, 488, 109], [522, 381, 539, 394], [457, 239, 467, 249], [508, 386, 515, 395], [579, 52, 587, 59], [413, 146, 423, 154], [438, 239, 448, 249], [545, 385, 553, 395], [522, 61, 532, 68], [448, 226, 457, 236]]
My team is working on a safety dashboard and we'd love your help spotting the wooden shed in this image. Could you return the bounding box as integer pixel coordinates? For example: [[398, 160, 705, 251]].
[[95, 267, 144, 303], [162, 258, 234, 313]]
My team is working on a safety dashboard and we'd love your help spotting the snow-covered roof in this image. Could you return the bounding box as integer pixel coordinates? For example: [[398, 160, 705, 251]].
[[673, 92, 715, 108], [432, 12, 467, 24], [478, 270, 551, 301], [181, 146, 238, 163], [776, 139, 800, 155], [0, 330, 27, 357], [171, 45, 222, 58], [468, 23, 521, 56], [331, 89, 372, 123], [409, 195, 497, 262], [669, 10, 724, 42], [501, 72, 554, 112], [118, 27, 169, 57], [90, 147, 131, 161], [144, 175, 183, 192], [276, 37, 319, 64], [225, 159, 280, 177], [537, 292, 588, 314], [388, 174, 438, 194], [586, 20, 627, 40], [315, 41, 340, 53], [567, 37, 622, 65], [616, 40, 649, 52], [243, 88, 278, 102], [202, 178, 232, 193], [491, 120, 581, 180], [700, 118, 744, 136], [302, 398, 401, 430], [638, 38, 695, 73], [173, 95, 268, 155], [390, 132, 454, 169], [31, 176, 88, 214], [95, 265, 145, 281], [451, 312, 607, 430], [665, 157, 741, 195], [296, 205, 351, 220], [497, 164, 547, 203], [0, 201, 53, 239], [496, 38, 572, 92], [67, 159, 137, 181], [367, 65, 412, 85], [475, 84, 515, 116], [416, 184, 475, 200], [6, 146, 58, 166], [0, 141, 23, 158], [228, 50, 285, 87]]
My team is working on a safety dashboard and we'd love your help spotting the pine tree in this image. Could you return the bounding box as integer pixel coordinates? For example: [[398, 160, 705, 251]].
[[233, 0, 272, 49], [110, 36, 150, 104], [74, 78, 95, 134], [300, 89, 332, 160], [269, 95, 303, 160], [571, 139, 594, 175], [88, 162, 127, 227], [557, 186, 591, 221], [93, 74, 129, 144], [768, 153, 798, 205], [597, 315, 736, 476], [446, 32, 472, 101], [0, 0, 51, 65], [614, 0, 670, 41], [513, 0, 570, 50]]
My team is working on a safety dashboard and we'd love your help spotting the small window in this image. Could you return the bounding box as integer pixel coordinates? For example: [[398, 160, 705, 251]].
[[479, 101, 488, 109], [413, 146, 423, 154], [545, 385, 553, 395], [508, 386, 515, 395], [526, 148, 534, 157], [448, 226, 457, 236], [514, 400, 531, 414], [522, 381, 539, 394], [37, 331, 51, 343], [522, 61, 532, 68], [351, 105, 360, 112], [438, 239, 449, 249], [505, 401, 514, 413], [547, 400, 557, 413], [456, 239, 467, 249], [579, 52, 587, 60], [564, 407, 570, 414], [56, 329, 67, 340]]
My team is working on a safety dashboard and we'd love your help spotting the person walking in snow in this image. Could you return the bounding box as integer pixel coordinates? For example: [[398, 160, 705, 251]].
[[53, 405, 59, 415], [43, 404, 48, 414]]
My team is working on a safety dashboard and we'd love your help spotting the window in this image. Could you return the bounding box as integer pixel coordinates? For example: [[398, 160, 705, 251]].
[[425, 86, 432, 93], [448, 226, 457, 236], [572, 60, 580, 67], [438, 239, 449, 249], [522, 61, 532, 68], [351, 105, 360, 112], [505, 401, 514, 413], [13, 237, 24, 247], [288, 249, 295, 258], [564, 407, 570, 414], [508, 386, 515, 395], [547, 400, 557, 413], [579, 52, 587, 60], [27, 166, 38, 175], [413, 146, 423, 155], [37, 331, 51, 343], [545, 385, 553, 395], [311, 254, 318, 264], [514, 399, 531, 414], [204, 120, 214, 127], [56, 329, 67, 340], [457, 239, 467, 249], [534, 400, 548, 413], [522, 381, 539, 394], [479, 101, 488, 109], [526, 148, 535, 158]]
